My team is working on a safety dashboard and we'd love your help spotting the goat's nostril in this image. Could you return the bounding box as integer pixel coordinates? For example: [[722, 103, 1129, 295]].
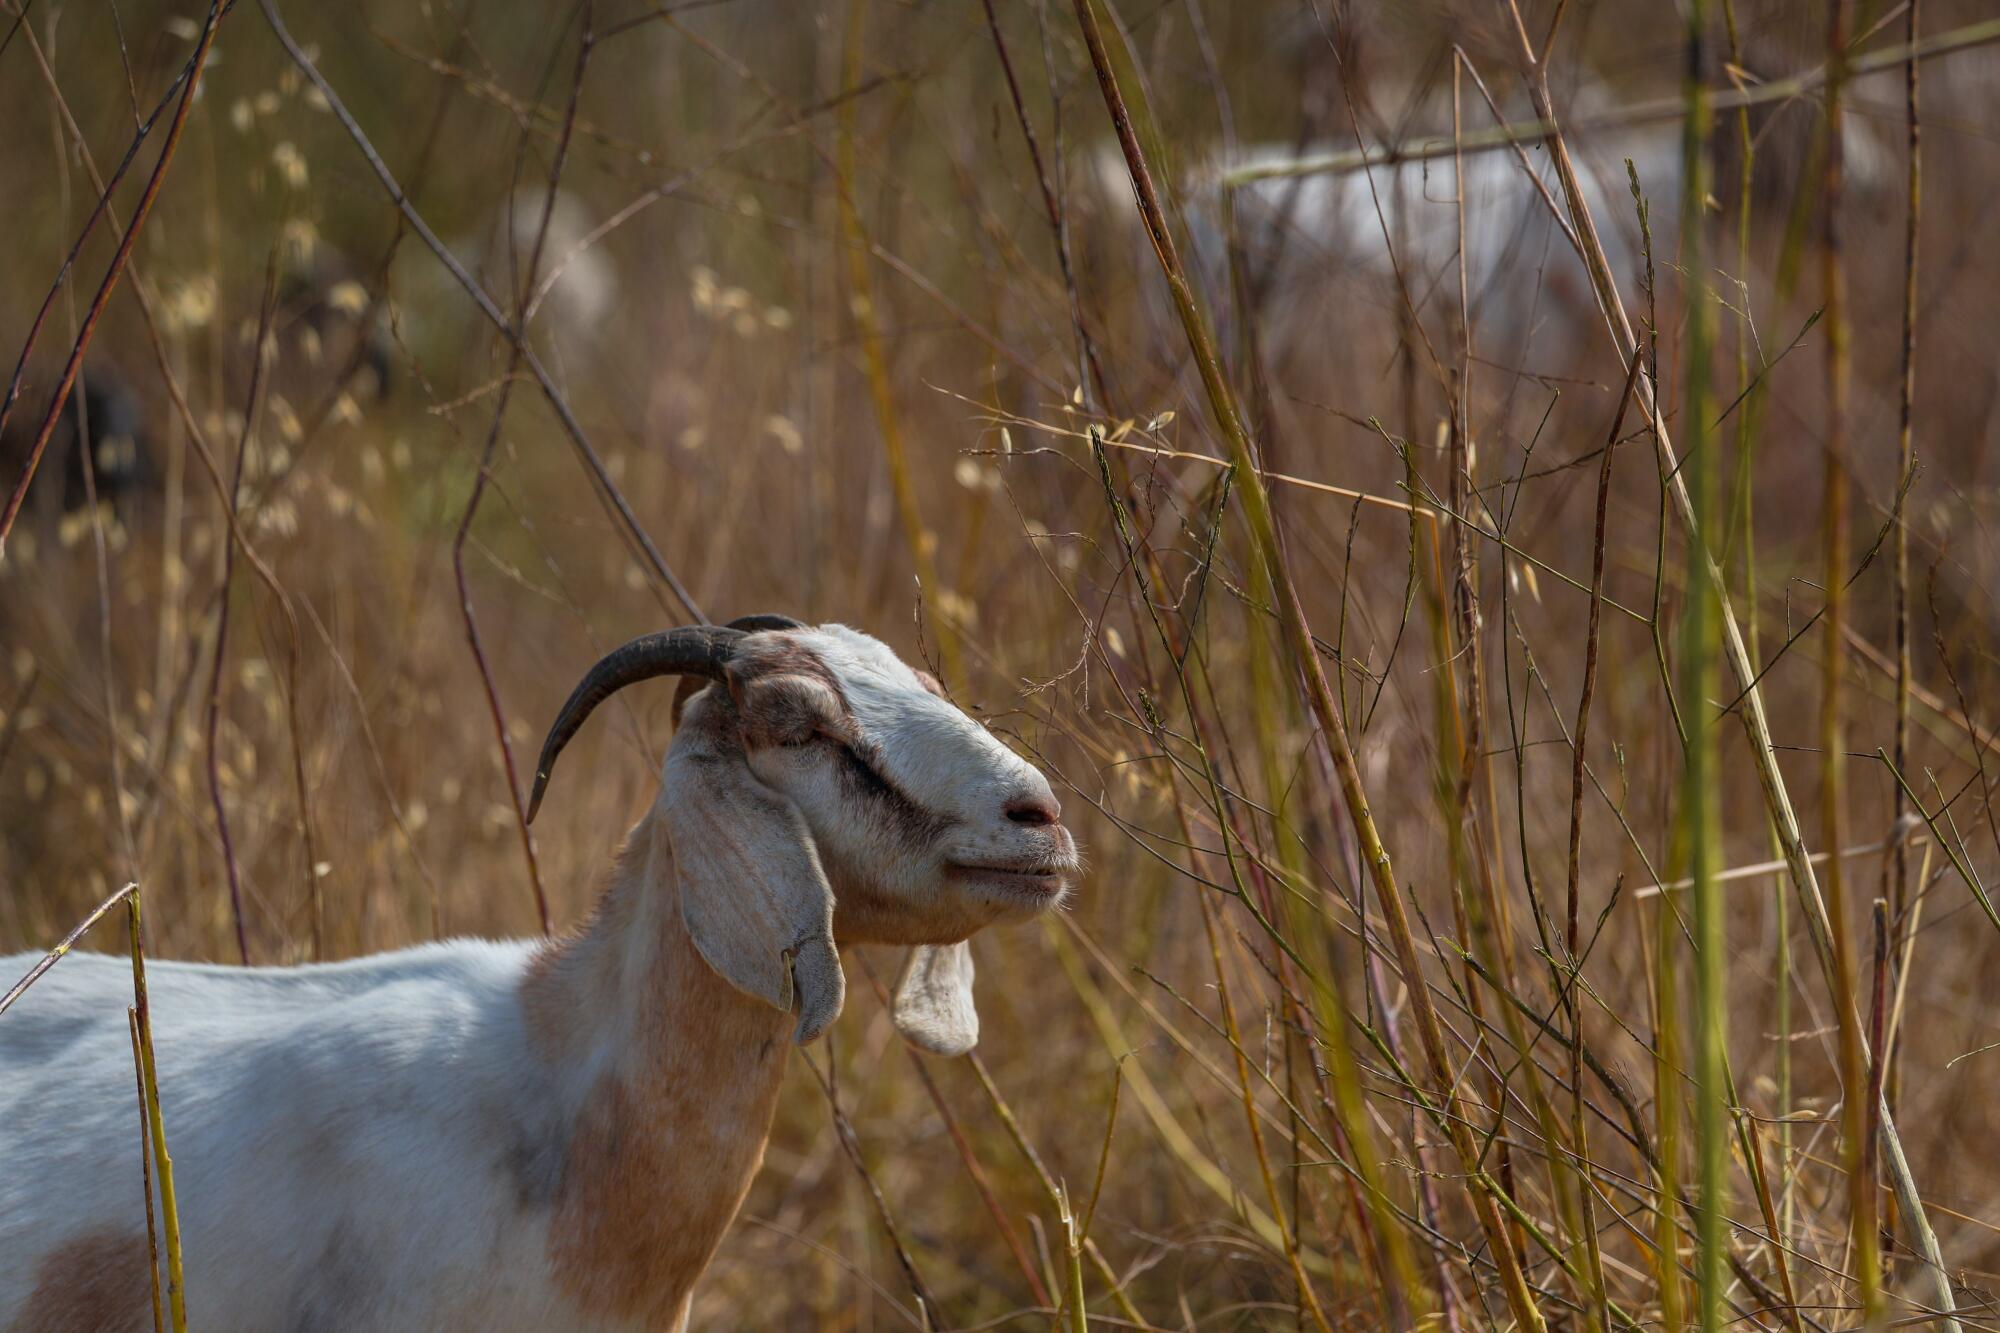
[[1005, 795, 1061, 827]]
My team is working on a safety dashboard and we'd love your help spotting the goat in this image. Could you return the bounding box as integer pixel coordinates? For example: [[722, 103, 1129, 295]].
[[0, 616, 1078, 1331], [393, 187, 617, 374], [277, 247, 396, 405], [1087, 79, 1895, 378], [0, 364, 155, 521]]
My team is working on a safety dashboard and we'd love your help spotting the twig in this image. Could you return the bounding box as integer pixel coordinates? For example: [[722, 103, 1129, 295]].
[[0, 0, 224, 550], [1561, 347, 1640, 1333], [1889, 0, 1922, 1128], [0, 5, 206, 451], [0, 880, 132, 1016], [6, 10, 328, 965], [127, 1008, 164, 1333], [125, 890, 187, 1332], [1817, 3, 1884, 1316], [854, 952, 1052, 1308], [802, 1047, 941, 1327], [1634, 836, 1931, 901], [0, 884, 186, 1328], [836, 0, 960, 686], [258, 0, 704, 624], [977, 0, 1106, 409], [449, 0, 597, 936], [1055, 1183, 1088, 1333], [1670, 10, 1733, 1326], [205, 264, 282, 966]]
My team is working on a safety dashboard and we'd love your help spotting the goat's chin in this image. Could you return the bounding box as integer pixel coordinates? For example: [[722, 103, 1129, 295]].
[[830, 870, 1065, 945], [958, 870, 1070, 921]]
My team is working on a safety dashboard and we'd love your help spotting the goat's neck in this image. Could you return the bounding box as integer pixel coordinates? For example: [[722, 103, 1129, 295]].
[[520, 811, 794, 1327]]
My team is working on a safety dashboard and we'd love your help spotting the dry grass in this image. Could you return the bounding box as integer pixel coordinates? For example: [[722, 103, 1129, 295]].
[[5, 0, 2000, 1327]]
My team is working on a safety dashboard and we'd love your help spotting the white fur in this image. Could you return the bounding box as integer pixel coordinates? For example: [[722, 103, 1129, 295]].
[[0, 942, 582, 1329], [791, 625, 1059, 850], [0, 624, 1076, 1330], [390, 187, 614, 366], [1092, 94, 1896, 365]]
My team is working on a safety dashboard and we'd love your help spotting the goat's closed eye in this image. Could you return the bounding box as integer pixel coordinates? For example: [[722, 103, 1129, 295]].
[[832, 739, 895, 794]]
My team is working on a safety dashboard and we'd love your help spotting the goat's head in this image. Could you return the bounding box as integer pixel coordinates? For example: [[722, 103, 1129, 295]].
[[527, 616, 1078, 1056]]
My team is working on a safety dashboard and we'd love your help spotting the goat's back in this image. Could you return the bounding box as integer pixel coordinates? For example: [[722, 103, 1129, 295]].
[[0, 940, 609, 1332]]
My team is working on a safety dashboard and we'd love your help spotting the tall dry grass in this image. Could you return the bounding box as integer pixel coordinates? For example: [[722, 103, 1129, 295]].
[[5, 0, 2000, 1326]]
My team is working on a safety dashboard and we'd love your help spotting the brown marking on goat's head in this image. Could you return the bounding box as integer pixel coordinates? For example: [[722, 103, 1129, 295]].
[[730, 672, 848, 751], [15, 1229, 150, 1333], [670, 634, 853, 733], [720, 640, 855, 744]]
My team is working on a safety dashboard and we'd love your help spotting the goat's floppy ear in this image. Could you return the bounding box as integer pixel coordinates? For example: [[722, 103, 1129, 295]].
[[892, 942, 978, 1056], [662, 697, 844, 1045]]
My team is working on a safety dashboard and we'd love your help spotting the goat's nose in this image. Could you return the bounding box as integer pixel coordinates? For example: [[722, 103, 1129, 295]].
[[1004, 791, 1062, 827]]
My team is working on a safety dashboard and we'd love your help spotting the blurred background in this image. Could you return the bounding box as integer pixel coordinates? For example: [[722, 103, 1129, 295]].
[[4, 0, 1999, 1326]]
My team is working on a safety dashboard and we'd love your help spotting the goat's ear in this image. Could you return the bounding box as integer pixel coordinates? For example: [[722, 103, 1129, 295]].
[[891, 942, 977, 1056], [662, 701, 844, 1045]]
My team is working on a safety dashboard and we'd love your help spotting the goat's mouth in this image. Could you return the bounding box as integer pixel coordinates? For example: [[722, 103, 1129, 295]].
[[946, 858, 1074, 903]]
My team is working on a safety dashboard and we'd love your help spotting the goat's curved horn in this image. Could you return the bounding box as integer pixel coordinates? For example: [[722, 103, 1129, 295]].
[[726, 613, 805, 633], [527, 626, 746, 822]]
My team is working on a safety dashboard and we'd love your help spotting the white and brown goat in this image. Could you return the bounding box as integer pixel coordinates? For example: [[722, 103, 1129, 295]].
[[0, 618, 1077, 1331]]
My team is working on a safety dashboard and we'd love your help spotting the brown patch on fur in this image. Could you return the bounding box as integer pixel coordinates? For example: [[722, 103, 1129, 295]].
[[729, 642, 853, 725], [545, 1066, 775, 1327], [733, 676, 842, 751], [674, 640, 854, 739], [517, 939, 572, 1056], [14, 1229, 150, 1333], [530, 813, 792, 1324]]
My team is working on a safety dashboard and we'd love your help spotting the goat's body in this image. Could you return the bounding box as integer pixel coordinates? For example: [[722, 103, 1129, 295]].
[[0, 822, 791, 1333], [0, 943, 581, 1331]]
